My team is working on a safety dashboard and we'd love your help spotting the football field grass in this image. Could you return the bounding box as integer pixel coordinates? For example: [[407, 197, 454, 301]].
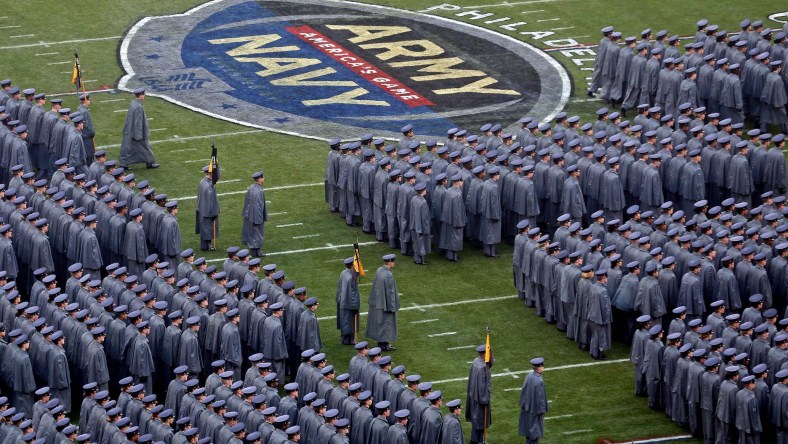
[[1, 0, 786, 442]]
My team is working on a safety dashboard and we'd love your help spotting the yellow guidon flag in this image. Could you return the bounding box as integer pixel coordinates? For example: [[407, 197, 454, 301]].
[[71, 50, 83, 90], [353, 242, 365, 277], [484, 329, 491, 363]]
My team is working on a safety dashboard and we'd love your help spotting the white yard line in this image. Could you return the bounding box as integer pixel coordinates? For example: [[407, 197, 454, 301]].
[[563, 429, 592, 434], [47, 61, 72, 65], [207, 241, 379, 263], [97, 129, 264, 150], [431, 358, 630, 384], [276, 223, 303, 228], [113, 109, 127, 113], [49, 88, 117, 97], [150, 128, 168, 132], [520, 9, 545, 13], [621, 435, 694, 444], [10, 34, 35, 39], [174, 182, 321, 201], [411, 319, 438, 324], [268, 212, 288, 216], [460, 0, 557, 8], [292, 234, 320, 239], [428, 332, 457, 338], [545, 414, 574, 420], [35, 52, 59, 56], [410, 302, 426, 312], [0, 35, 121, 50], [100, 98, 125, 103], [217, 179, 240, 184], [0, 25, 21, 29], [447, 345, 477, 351], [318, 294, 518, 321], [502, 368, 519, 379], [536, 18, 560, 22]]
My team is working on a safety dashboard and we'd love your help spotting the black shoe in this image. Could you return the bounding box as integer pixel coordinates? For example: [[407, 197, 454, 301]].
[[146, 163, 160, 169], [383, 345, 396, 351], [587, 91, 595, 98]]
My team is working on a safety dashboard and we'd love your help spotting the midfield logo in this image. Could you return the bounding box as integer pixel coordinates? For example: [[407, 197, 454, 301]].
[[120, 0, 569, 139]]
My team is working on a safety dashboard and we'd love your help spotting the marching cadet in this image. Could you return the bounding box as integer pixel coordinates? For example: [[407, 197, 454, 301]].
[[120, 88, 159, 169]]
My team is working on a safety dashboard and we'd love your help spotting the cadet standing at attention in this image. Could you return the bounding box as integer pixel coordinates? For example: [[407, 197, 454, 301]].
[[197, 166, 220, 251], [242, 171, 268, 258], [365, 254, 399, 351], [336, 257, 360, 346], [519, 357, 548, 444]]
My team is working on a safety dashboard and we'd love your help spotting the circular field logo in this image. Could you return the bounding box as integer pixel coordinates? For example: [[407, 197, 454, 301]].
[[120, 0, 570, 139]]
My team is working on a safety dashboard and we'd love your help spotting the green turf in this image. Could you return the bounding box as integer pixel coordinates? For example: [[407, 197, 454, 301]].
[[1, 1, 786, 442]]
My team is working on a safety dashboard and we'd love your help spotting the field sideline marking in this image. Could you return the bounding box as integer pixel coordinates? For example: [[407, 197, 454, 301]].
[[317, 294, 518, 321], [431, 358, 630, 384], [206, 241, 379, 263], [217, 179, 240, 184], [0, 35, 121, 50], [411, 319, 438, 324], [173, 182, 321, 201], [10, 34, 35, 39], [35, 52, 59, 56]]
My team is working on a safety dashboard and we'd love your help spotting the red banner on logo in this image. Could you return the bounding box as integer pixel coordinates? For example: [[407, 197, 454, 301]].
[[286, 25, 434, 108]]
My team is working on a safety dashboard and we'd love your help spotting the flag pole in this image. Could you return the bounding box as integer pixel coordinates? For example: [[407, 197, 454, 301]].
[[484, 325, 491, 444]]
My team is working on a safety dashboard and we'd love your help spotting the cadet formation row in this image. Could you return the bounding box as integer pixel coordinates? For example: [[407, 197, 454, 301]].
[[0, 153, 496, 444], [586, 18, 788, 133], [325, 107, 788, 268], [0, 71, 505, 444]]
